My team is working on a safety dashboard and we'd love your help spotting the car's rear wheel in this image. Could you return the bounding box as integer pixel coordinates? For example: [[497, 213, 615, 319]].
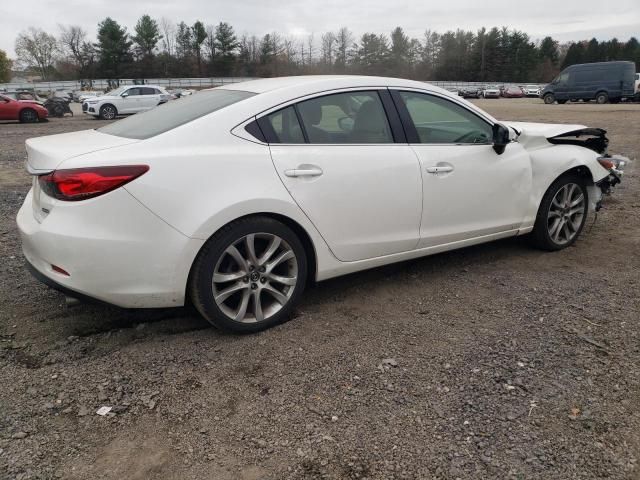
[[531, 175, 588, 251], [543, 93, 555, 104], [19, 108, 38, 123], [99, 104, 117, 120], [189, 217, 307, 333], [595, 92, 609, 104]]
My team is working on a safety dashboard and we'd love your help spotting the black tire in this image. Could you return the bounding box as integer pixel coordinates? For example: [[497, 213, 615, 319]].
[[189, 217, 308, 333], [53, 104, 65, 117], [543, 93, 555, 104], [595, 92, 608, 104], [19, 108, 38, 123], [530, 174, 589, 251], [557, 100, 567, 104], [99, 104, 117, 120]]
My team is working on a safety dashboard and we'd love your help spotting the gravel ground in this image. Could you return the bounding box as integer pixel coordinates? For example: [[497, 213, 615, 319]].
[[1, 99, 639, 480]]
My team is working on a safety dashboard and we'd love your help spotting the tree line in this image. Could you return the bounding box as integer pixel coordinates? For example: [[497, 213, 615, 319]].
[[4, 17, 640, 84]]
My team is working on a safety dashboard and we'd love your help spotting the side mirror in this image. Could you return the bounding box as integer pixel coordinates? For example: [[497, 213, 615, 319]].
[[121, 92, 129, 97], [492, 123, 510, 155]]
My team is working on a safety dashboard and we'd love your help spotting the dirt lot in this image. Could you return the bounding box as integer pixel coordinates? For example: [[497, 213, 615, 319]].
[[1, 99, 639, 480]]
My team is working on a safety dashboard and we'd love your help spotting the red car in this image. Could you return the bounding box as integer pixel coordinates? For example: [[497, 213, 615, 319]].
[[0, 94, 48, 123], [502, 86, 525, 98]]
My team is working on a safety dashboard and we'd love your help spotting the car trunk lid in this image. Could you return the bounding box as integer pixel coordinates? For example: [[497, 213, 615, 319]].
[[25, 129, 139, 173], [25, 129, 140, 223]]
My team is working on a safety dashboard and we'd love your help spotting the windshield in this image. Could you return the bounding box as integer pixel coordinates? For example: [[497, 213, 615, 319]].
[[105, 86, 126, 96], [98, 89, 255, 140]]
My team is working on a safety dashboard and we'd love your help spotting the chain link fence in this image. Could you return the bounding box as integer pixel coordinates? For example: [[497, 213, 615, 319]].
[[0, 77, 546, 93]]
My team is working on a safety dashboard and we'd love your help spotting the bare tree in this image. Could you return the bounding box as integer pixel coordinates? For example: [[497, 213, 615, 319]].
[[334, 27, 354, 71], [58, 25, 86, 66], [159, 18, 176, 56], [14, 27, 58, 79], [204, 24, 216, 63], [306, 33, 315, 65], [321, 32, 336, 67]]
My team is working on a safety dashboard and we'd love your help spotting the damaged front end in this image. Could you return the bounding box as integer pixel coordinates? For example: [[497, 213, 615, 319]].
[[547, 127, 609, 154], [595, 155, 626, 195], [548, 127, 627, 201]]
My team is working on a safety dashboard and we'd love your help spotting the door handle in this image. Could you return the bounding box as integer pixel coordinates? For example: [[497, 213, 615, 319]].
[[426, 165, 454, 174], [284, 167, 323, 178]]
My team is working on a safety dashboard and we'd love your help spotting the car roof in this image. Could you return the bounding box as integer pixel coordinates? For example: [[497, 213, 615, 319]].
[[217, 75, 450, 96], [209, 75, 498, 127]]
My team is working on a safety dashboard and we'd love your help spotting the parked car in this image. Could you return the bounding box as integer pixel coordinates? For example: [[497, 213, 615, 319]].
[[53, 90, 73, 102], [482, 85, 501, 98], [0, 94, 48, 122], [459, 86, 482, 98], [542, 61, 636, 104], [523, 85, 541, 97], [44, 97, 74, 118], [3, 91, 46, 105], [502, 86, 525, 98], [74, 90, 103, 103], [82, 85, 171, 119], [17, 76, 625, 333]]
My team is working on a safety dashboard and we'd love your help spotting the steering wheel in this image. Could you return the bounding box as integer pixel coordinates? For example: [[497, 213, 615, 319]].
[[453, 131, 488, 144]]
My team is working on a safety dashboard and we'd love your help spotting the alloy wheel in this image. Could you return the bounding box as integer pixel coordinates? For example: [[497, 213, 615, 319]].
[[212, 233, 298, 323], [102, 106, 116, 119], [547, 183, 585, 245]]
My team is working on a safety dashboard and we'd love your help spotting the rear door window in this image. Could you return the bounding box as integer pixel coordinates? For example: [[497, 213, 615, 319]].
[[296, 91, 393, 144]]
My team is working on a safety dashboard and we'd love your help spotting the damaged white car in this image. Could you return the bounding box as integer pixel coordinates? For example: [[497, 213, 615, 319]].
[[17, 76, 626, 332]]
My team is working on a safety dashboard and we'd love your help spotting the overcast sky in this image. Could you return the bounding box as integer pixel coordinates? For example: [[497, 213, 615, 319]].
[[2, 0, 639, 58]]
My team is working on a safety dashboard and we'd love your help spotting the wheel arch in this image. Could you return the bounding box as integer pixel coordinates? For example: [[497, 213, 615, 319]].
[[184, 212, 319, 304], [534, 165, 595, 217], [99, 103, 118, 115], [19, 106, 37, 119]]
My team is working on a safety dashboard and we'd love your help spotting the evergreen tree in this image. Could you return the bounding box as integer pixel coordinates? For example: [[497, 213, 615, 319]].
[[133, 15, 162, 58], [214, 22, 239, 75], [95, 18, 132, 78], [192, 21, 207, 75], [562, 42, 586, 68]]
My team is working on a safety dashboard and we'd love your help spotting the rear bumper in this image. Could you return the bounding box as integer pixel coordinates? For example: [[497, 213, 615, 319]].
[[17, 187, 204, 308]]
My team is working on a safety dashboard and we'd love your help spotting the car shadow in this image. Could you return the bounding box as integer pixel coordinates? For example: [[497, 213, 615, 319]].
[[46, 235, 532, 342]]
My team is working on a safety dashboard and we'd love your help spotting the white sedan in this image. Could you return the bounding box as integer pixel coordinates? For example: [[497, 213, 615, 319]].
[[17, 76, 625, 332]]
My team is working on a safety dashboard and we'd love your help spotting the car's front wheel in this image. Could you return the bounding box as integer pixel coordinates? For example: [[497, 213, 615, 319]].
[[190, 217, 307, 333], [595, 92, 609, 104], [543, 93, 555, 104], [19, 108, 39, 123], [99, 104, 117, 120], [531, 175, 588, 251]]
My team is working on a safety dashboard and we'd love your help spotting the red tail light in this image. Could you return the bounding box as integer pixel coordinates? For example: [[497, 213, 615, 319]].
[[39, 165, 149, 201]]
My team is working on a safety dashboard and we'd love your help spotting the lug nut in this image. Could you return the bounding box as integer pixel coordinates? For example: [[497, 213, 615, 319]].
[[243, 276, 249, 283], [260, 277, 266, 283], [259, 266, 266, 273], [251, 283, 257, 290], [249, 265, 255, 271]]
